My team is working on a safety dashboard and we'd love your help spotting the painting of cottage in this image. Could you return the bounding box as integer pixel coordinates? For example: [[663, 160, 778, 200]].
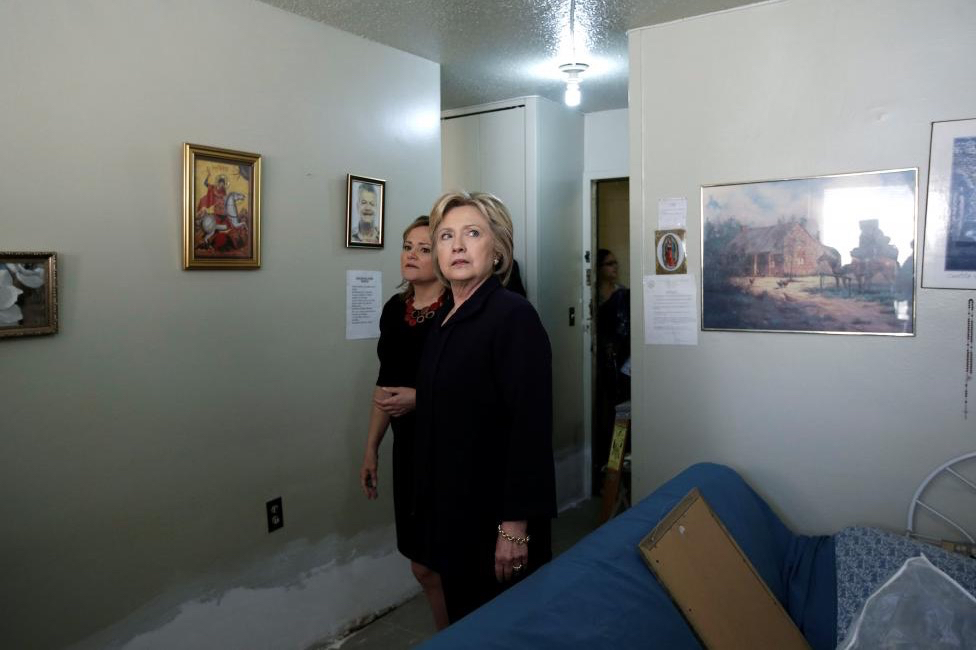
[[701, 169, 917, 335]]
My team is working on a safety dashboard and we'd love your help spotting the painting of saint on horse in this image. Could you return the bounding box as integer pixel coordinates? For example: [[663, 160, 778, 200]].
[[193, 159, 253, 259], [702, 169, 917, 335]]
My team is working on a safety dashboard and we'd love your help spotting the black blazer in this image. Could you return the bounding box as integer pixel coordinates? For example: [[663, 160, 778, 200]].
[[413, 276, 557, 570]]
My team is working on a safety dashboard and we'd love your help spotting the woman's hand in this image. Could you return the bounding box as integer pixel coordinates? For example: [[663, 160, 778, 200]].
[[374, 387, 416, 417], [494, 520, 529, 583], [360, 448, 379, 499]]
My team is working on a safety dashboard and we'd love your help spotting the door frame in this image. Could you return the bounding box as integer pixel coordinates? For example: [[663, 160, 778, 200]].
[[581, 171, 629, 498]]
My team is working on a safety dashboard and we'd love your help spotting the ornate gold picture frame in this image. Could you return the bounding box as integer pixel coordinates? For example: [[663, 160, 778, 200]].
[[182, 143, 262, 269], [0, 252, 58, 338]]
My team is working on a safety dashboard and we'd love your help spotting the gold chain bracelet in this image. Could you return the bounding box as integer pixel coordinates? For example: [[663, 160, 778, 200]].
[[497, 524, 530, 546]]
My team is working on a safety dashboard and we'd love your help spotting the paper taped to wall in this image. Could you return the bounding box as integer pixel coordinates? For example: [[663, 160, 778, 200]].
[[346, 270, 382, 340], [644, 275, 698, 345]]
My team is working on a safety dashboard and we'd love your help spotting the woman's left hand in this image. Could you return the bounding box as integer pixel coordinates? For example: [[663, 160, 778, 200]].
[[374, 387, 416, 417], [495, 520, 529, 583]]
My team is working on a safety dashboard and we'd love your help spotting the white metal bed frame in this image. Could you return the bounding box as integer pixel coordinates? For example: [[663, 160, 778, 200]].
[[906, 451, 976, 544]]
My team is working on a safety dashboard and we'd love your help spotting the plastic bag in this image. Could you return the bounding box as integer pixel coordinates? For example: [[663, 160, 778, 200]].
[[839, 554, 976, 649]]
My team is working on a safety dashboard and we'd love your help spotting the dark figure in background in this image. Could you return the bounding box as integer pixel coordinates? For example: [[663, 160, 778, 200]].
[[414, 191, 557, 623], [360, 216, 451, 630], [594, 248, 631, 493], [506, 259, 527, 297]]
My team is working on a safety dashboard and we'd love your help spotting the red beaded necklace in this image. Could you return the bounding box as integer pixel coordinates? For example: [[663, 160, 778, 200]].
[[405, 291, 446, 326]]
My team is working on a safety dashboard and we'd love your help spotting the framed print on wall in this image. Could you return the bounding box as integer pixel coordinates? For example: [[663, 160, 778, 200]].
[[346, 174, 385, 249], [921, 118, 976, 288], [0, 252, 58, 338], [183, 143, 261, 269], [701, 168, 917, 336]]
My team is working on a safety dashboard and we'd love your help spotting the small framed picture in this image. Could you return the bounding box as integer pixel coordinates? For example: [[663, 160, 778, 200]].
[[183, 143, 261, 269], [921, 118, 976, 288], [1, 252, 58, 338], [346, 174, 386, 249]]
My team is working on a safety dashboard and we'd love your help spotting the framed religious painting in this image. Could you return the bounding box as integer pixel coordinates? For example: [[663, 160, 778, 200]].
[[0, 252, 58, 338], [701, 168, 917, 336], [182, 143, 262, 269], [346, 174, 385, 249], [921, 118, 976, 288]]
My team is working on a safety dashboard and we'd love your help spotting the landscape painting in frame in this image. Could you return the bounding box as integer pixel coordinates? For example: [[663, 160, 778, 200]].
[[701, 169, 917, 335], [183, 143, 262, 269], [0, 252, 58, 338]]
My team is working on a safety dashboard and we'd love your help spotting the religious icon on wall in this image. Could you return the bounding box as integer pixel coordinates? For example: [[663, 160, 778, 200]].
[[182, 143, 262, 269], [656, 229, 687, 274]]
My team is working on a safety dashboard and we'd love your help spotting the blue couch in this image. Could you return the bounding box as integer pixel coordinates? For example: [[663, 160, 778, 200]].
[[419, 463, 836, 649]]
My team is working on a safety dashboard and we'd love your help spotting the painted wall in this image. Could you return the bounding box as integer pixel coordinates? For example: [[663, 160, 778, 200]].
[[584, 109, 629, 178], [0, 1, 440, 648], [629, 0, 976, 534]]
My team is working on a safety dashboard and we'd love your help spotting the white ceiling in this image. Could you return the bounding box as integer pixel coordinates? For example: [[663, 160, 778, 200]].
[[260, 0, 759, 113]]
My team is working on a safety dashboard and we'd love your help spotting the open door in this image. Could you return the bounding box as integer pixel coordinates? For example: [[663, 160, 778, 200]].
[[590, 178, 630, 499]]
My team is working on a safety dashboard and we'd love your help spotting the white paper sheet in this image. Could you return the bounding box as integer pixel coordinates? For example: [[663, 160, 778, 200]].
[[346, 270, 382, 340], [658, 197, 687, 230], [643, 274, 698, 345]]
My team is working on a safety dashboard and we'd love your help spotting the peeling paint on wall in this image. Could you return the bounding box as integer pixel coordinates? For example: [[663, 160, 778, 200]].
[[72, 527, 419, 650]]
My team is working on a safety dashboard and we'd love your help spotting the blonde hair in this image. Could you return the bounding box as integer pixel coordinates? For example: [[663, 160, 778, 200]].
[[399, 215, 432, 299], [428, 191, 514, 285]]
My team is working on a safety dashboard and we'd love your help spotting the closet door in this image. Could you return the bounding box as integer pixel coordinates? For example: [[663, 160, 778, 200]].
[[441, 114, 481, 195], [479, 108, 527, 270]]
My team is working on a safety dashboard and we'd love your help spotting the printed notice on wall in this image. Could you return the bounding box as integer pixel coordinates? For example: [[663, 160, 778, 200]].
[[346, 270, 382, 340], [643, 274, 698, 345], [658, 197, 687, 230]]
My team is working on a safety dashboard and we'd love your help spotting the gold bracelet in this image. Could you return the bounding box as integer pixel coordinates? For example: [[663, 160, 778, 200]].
[[497, 524, 530, 546]]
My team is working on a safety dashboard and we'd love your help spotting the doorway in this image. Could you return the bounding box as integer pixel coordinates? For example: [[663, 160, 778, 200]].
[[590, 178, 630, 497]]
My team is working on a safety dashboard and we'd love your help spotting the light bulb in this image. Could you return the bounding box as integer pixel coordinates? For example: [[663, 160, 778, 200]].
[[565, 81, 581, 107]]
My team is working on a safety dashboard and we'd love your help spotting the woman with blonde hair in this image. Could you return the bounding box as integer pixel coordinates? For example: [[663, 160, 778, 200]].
[[360, 216, 450, 629], [413, 191, 556, 622]]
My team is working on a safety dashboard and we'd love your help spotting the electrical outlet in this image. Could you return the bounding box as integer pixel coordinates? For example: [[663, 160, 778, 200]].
[[266, 497, 283, 533]]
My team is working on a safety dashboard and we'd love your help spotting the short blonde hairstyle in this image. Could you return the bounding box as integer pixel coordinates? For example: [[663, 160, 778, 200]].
[[428, 191, 514, 285]]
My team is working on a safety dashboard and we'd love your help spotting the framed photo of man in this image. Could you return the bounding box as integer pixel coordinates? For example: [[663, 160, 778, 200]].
[[346, 174, 386, 249], [182, 143, 262, 269]]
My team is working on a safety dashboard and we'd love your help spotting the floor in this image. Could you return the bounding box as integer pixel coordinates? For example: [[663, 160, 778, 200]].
[[322, 497, 603, 649]]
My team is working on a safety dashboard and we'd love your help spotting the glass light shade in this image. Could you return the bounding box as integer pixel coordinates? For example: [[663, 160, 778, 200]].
[[564, 82, 581, 107]]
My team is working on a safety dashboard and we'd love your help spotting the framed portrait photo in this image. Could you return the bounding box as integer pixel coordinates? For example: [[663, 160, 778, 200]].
[[346, 174, 386, 249], [182, 143, 261, 269], [1, 252, 58, 338], [701, 168, 917, 336], [921, 118, 976, 289]]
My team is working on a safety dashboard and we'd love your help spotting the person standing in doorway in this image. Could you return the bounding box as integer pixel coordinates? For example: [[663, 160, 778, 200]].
[[594, 249, 630, 492]]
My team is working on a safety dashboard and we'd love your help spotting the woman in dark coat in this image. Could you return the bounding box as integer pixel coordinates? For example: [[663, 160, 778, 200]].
[[360, 216, 451, 630], [414, 191, 557, 623]]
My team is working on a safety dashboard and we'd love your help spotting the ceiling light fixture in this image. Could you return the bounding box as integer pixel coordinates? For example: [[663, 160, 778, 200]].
[[559, 0, 588, 108], [559, 62, 588, 107]]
